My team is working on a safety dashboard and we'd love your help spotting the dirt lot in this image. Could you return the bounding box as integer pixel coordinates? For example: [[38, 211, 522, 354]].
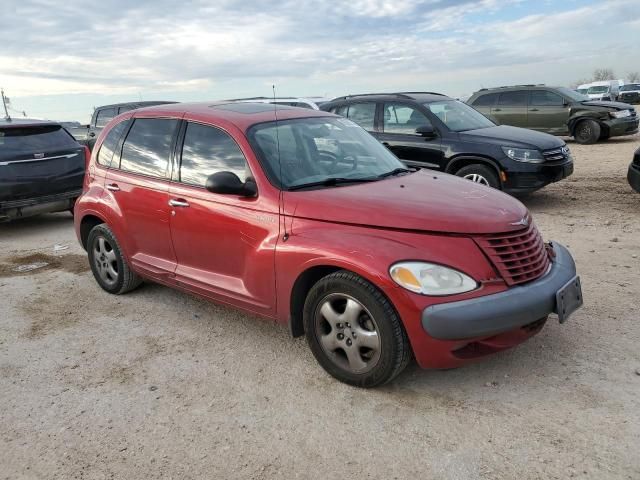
[[1, 133, 639, 480]]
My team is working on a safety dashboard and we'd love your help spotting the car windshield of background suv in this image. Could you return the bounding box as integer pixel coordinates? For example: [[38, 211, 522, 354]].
[[588, 86, 610, 94], [248, 117, 408, 189], [425, 100, 495, 132], [621, 84, 640, 91]]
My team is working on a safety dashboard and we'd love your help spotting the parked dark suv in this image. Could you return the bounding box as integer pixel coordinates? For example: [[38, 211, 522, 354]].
[[321, 92, 573, 194], [1, 118, 88, 221], [74, 101, 176, 150], [467, 85, 638, 144]]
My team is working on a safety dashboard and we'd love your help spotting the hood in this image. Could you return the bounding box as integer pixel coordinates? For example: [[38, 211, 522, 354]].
[[284, 170, 529, 234], [581, 100, 634, 110], [458, 125, 563, 150]]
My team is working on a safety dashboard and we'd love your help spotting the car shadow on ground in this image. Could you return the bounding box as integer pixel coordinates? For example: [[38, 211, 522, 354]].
[[0, 212, 74, 236]]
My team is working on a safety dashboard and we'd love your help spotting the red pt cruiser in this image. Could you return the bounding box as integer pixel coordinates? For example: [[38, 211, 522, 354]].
[[74, 102, 583, 387]]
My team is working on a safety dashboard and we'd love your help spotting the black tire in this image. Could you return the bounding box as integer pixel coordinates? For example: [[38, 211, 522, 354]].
[[303, 270, 411, 388], [455, 164, 500, 189], [87, 224, 142, 294], [574, 119, 601, 144]]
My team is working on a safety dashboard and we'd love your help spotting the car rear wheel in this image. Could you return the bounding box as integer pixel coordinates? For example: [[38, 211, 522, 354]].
[[303, 271, 411, 387], [455, 164, 500, 189], [87, 224, 142, 294], [574, 120, 601, 144]]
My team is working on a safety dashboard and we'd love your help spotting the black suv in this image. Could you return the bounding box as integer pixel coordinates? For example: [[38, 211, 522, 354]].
[[1, 119, 87, 221], [321, 92, 573, 194], [74, 101, 176, 150]]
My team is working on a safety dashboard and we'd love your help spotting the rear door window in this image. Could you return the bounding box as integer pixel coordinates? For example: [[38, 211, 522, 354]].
[[530, 91, 565, 106], [383, 103, 431, 134], [471, 93, 498, 107], [345, 103, 376, 130], [97, 120, 130, 167], [95, 108, 117, 128], [497, 91, 528, 107], [179, 122, 249, 186], [0, 125, 78, 161], [119, 118, 178, 177]]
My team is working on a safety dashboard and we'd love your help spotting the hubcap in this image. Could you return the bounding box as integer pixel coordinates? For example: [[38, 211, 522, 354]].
[[314, 294, 381, 374], [93, 236, 118, 287], [463, 173, 490, 186]]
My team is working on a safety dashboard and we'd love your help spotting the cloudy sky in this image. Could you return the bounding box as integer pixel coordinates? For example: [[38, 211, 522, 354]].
[[1, 0, 639, 122]]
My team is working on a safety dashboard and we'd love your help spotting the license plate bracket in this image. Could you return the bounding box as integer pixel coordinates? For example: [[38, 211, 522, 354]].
[[555, 276, 583, 323]]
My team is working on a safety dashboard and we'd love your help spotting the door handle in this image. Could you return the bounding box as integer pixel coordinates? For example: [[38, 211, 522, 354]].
[[529, 108, 539, 112], [106, 183, 120, 192], [169, 199, 190, 208], [493, 108, 502, 112]]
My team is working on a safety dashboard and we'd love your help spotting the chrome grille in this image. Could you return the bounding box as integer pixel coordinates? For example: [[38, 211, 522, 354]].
[[542, 146, 570, 162]]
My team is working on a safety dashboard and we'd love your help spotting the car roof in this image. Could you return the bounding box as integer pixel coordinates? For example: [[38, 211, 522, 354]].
[[131, 101, 335, 130], [327, 92, 451, 104], [473, 85, 560, 94], [0, 118, 61, 128], [95, 100, 177, 110]]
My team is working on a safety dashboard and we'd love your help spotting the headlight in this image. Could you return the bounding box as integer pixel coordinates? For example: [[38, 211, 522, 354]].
[[501, 147, 544, 163], [389, 262, 478, 296], [610, 110, 631, 119]]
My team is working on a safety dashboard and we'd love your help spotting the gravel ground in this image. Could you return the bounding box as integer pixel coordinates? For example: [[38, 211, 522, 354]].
[[1, 132, 639, 480]]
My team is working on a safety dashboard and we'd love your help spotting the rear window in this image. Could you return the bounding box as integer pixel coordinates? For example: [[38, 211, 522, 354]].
[[498, 91, 528, 107], [95, 108, 117, 128], [0, 125, 78, 161]]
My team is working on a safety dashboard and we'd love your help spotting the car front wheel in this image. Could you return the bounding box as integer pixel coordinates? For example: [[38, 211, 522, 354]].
[[87, 224, 142, 294], [303, 271, 411, 387], [574, 119, 601, 144], [455, 164, 500, 189]]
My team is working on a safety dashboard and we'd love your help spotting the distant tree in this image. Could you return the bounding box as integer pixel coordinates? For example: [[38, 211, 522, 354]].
[[593, 68, 615, 81], [627, 71, 640, 83]]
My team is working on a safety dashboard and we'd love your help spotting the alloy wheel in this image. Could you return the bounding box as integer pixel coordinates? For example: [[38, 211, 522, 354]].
[[93, 236, 118, 287], [463, 173, 490, 186], [314, 293, 381, 374]]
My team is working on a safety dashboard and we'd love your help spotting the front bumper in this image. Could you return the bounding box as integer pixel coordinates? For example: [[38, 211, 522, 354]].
[[422, 242, 580, 340], [503, 160, 573, 193], [628, 162, 640, 193], [605, 116, 639, 137]]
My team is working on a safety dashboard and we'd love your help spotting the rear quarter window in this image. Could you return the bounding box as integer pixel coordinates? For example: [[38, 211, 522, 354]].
[[97, 120, 130, 167], [95, 108, 117, 128], [471, 93, 498, 107]]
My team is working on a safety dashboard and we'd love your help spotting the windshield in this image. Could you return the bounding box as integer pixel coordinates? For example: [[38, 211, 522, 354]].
[[557, 87, 589, 102], [577, 88, 588, 94], [425, 100, 495, 132], [621, 84, 640, 91], [588, 85, 610, 94], [248, 117, 407, 189]]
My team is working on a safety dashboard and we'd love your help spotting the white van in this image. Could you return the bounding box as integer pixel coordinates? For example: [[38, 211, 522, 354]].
[[587, 80, 624, 101], [576, 83, 592, 96]]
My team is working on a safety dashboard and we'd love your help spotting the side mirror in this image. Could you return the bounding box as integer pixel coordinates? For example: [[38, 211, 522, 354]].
[[205, 171, 257, 197], [416, 125, 436, 138]]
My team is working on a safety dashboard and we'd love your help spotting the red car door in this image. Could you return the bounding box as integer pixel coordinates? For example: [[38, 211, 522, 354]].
[[104, 117, 180, 279], [167, 121, 279, 316]]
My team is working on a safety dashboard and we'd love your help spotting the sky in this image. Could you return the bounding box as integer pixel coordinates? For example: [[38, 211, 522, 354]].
[[1, 0, 639, 122]]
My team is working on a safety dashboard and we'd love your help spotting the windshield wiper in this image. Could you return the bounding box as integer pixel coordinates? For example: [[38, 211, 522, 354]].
[[288, 177, 378, 191], [377, 167, 413, 179]]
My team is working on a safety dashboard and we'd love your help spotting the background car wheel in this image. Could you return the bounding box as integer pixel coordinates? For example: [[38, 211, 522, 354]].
[[455, 164, 500, 189], [574, 120, 601, 145], [87, 224, 142, 294], [303, 270, 411, 388]]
